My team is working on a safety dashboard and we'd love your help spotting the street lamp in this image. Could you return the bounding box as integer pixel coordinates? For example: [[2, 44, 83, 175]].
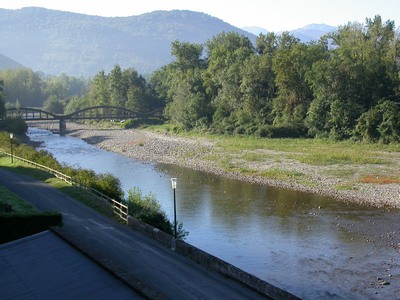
[[9, 133, 13, 163], [171, 178, 177, 239]]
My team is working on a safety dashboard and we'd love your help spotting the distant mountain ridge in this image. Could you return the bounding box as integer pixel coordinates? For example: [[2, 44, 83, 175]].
[[0, 53, 24, 69], [0, 7, 254, 77], [242, 24, 336, 42], [0, 7, 336, 77], [289, 24, 337, 42]]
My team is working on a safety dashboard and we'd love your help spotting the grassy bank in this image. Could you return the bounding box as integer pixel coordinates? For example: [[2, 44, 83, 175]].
[[148, 125, 400, 187], [0, 157, 116, 218], [0, 184, 37, 214]]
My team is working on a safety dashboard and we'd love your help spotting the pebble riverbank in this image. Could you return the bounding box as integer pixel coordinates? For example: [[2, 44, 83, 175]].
[[29, 121, 400, 209]]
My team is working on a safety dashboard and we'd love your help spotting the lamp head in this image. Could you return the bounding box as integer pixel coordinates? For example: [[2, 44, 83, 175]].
[[171, 178, 177, 189], [9, 133, 13, 139]]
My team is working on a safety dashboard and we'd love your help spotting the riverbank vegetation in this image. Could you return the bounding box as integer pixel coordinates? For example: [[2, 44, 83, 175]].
[[146, 124, 400, 187], [0, 132, 188, 239]]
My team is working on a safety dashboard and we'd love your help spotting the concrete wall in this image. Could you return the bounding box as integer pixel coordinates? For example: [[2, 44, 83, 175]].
[[127, 216, 300, 300]]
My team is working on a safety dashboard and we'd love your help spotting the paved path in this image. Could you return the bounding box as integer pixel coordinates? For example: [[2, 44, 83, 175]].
[[0, 168, 268, 299]]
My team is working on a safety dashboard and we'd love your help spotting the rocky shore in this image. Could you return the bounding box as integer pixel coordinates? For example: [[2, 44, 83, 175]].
[[29, 121, 400, 209]]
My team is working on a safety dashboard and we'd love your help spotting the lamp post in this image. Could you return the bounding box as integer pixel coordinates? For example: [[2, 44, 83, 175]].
[[171, 178, 177, 239], [9, 133, 13, 163]]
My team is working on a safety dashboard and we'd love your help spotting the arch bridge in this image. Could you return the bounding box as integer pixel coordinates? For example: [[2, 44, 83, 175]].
[[5, 106, 164, 134]]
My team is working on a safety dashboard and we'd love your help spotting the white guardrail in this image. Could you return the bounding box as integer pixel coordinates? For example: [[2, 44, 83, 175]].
[[1, 150, 129, 223]]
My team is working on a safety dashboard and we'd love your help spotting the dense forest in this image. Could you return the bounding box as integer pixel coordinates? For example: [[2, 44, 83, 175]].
[[1, 15, 399, 143]]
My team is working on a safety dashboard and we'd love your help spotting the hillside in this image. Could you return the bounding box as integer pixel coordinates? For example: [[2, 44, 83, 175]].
[[0, 53, 24, 70], [289, 24, 337, 42], [0, 7, 255, 77]]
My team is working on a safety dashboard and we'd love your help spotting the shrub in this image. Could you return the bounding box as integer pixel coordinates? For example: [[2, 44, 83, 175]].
[[255, 124, 308, 138], [0, 212, 63, 243], [92, 173, 124, 201], [354, 100, 400, 143], [126, 186, 188, 240], [0, 118, 28, 135]]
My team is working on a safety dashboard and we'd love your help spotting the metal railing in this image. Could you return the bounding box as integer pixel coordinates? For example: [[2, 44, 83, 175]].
[[0, 150, 129, 223]]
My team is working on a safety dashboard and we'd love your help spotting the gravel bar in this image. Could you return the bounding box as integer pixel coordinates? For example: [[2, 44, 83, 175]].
[[29, 121, 400, 209]]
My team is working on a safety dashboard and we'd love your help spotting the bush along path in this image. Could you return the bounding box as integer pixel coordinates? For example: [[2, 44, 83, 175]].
[[0, 131, 189, 240]]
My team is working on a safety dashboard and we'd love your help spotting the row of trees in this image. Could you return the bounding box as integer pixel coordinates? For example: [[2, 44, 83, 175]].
[[0, 66, 162, 115], [151, 15, 400, 142], [1, 15, 399, 143], [64, 65, 162, 114], [0, 69, 89, 109]]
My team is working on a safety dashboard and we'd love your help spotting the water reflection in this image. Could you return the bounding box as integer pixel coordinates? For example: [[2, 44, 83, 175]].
[[28, 127, 400, 299]]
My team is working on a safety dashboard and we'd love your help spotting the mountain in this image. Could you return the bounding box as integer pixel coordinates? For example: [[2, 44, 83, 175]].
[[0, 7, 255, 77], [0, 53, 24, 70], [242, 26, 269, 35], [289, 24, 337, 42], [242, 23, 336, 42]]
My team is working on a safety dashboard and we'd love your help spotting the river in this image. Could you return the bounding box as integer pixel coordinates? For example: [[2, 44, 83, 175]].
[[27, 127, 400, 299]]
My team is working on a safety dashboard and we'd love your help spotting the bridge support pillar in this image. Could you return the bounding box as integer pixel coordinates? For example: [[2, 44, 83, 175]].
[[59, 119, 66, 135]]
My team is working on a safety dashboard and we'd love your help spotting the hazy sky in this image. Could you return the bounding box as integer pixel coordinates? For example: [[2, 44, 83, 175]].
[[1, 0, 399, 32]]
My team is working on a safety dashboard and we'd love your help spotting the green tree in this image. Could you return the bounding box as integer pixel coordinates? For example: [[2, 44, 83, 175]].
[[166, 69, 211, 129], [256, 32, 278, 56], [239, 54, 276, 130], [88, 70, 110, 106], [202, 32, 255, 132], [355, 100, 400, 143], [42, 95, 65, 114], [151, 41, 209, 129], [64, 96, 90, 114], [123, 68, 155, 112], [43, 73, 88, 102], [0, 68, 44, 107], [171, 40, 204, 71], [108, 65, 127, 107], [363, 16, 399, 104], [307, 16, 400, 139], [328, 100, 354, 140], [272, 34, 324, 127]]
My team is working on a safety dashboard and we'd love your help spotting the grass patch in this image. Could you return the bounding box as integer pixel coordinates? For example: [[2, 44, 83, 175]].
[[0, 186, 38, 214], [292, 151, 386, 166], [325, 168, 358, 178], [241, 152, 274, 162], [259, 168, 304, 180], [45, 177, 116, 218], [335, 184, 357, 191], [153, 130, 397, 167], [219, 158, 239, 171]]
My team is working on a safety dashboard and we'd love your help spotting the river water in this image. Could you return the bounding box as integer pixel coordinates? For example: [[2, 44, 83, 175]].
[[27, 127, 400, 299]]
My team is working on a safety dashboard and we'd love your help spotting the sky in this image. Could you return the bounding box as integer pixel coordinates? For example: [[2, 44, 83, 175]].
[[1, 0, 399, 32]]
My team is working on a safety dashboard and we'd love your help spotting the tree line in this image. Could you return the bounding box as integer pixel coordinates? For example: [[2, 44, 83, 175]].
[[153, 15, 400, 143], [1, 15, 399, 143]]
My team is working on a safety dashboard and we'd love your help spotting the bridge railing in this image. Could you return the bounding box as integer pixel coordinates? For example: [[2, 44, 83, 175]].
[[0, 150, 128, 223], [5, 106, 164, 121]]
